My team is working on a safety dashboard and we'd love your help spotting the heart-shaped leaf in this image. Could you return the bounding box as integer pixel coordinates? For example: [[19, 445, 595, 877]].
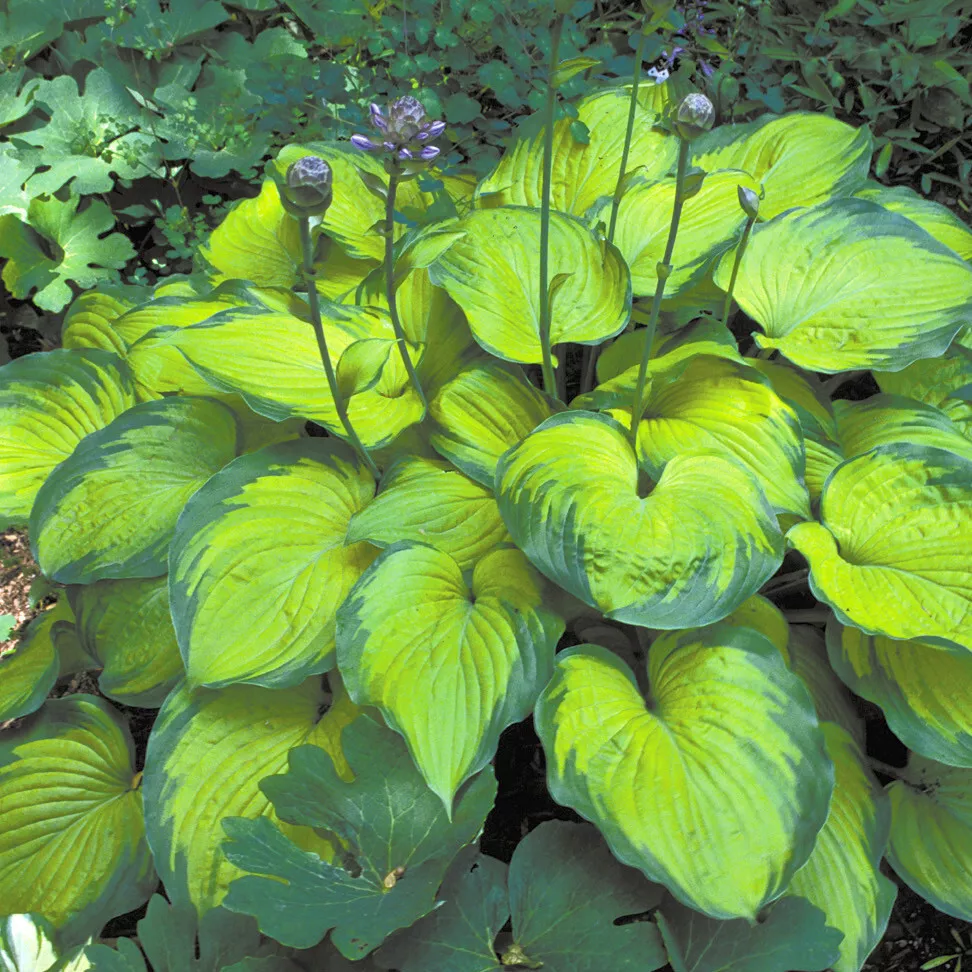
[[0, 696, 155, 944], [169, 439, 377, 689], [787, 444, 972, 650], [535, 630, 833, 919], [496, 411, 783, 628], [0, 349, 136, 525], [337, 542, 562, 807], [143, 678, 354, 915], [428, 207, 630, 365], [713, 199, 972, 373]]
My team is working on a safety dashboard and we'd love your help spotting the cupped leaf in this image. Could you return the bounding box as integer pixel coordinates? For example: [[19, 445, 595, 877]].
[[61, 288, 143, 355], [475, 87, 677, 217], [429, 361, 556, 487], [854, 181, 972, 261], [199, 179, 301, 289], [787, 444, 972, 650], [885, 755, 972, 921], [337, 542, 562, 808], [346, 456, 510, 570], [713, 199, 972, 373], [142, 677, 353, 915], [30, 397, 240, 584], [657, 896, 842, 972], [827, 621, 972, 768], [690, 112, 871, 219], [607, 169, 759, 299], [0, 695, 155, 944], [784, 724, 895, 972], [0, 349, 136, 525], [0, 603, 68, 722], [72, 576, 183, 707], [224, 715, 497, 957], [535, 631, 833, 919], [876, 352, 972, 442], [170, 439, 377, 689], [496, 411, 783, 629], [428, 207, 630, 364]]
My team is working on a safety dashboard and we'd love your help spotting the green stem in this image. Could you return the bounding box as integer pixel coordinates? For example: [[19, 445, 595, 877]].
[[582, 23, 649, 394], [538, 12, 566, 401], [385, 171, 427, 411], [868, 758, 905, 781], [783, 608, 832, 624], [719, 215, 755, 329], [761, 567, 809, 595], [628, 138, 690, 448], [299, 218, 380, 479]]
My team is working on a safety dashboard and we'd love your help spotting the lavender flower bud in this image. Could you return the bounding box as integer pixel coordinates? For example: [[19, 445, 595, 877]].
[[351, 134, 382, 153], [281, 155, 333, 216], [674, 93, 715, 140], [351, 94, 446, 171]]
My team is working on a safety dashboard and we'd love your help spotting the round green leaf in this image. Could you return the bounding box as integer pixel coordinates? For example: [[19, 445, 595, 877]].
[[785, 724, 895, 972], [199, 179, 301, 289], [170, 439, 377, 689], [885, 755, 972, 921], [827, 621, 972, 768], [30, 396, 241, 584], [0, 349, 136, 525], [690, 112, 872, 220], [787, 444, 972, 650], [347, 456, 510, 570], [0, 695, 155, 943], [429, 361, 556, 487], [535, 630, 833, 919], [337, 543, 563, 808], [72, 575, 184, 707], [143, 678, 354, 915], [608, 169, 759, 299], [496, 411, 783, 629], [713, 199, 972, 373], [428, 208, 631, 365], [475, 87, 677, 217]]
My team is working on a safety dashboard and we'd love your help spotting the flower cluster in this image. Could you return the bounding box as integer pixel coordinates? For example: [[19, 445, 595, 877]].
[[351, 96, 446, 164]]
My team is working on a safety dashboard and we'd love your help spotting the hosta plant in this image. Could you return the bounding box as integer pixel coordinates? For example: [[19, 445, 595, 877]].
[[2, 69, 972, 972]]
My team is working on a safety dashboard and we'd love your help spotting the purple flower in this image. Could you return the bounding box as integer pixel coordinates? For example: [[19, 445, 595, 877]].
[[352, 95, 446, 167], [700, 59, 715, 78]]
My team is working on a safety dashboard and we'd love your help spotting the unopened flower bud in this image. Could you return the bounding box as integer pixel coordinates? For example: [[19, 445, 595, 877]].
[[278, 155, 333, 217], [737, 185, 760, 219], [674, 93, 715, 140]]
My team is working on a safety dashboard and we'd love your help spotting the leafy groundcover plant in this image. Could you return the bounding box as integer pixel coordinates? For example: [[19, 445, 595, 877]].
[[2, 57, 972, 972]]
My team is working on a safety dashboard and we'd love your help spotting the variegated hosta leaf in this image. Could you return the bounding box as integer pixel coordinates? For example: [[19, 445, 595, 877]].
[[170, 439, 377, 689], [713, 199, 972, 373], [0, 695, 156, 943], [141, 303, 424, 449], [690, 112, 872, 219], [427, 207, 630, 364], [274, 143, 435, 262], [787, 444, 972, 650], [876, 352, 972, 442], [496, 411, 783, 628], [198, 179, 301, 289], [785, 724, 895, 972], [885, 755, 972, 920], [854, 181, 972, 261], [630, 355, 808, 518], [0, 600, 71, 723], [346, 456, 510, 570], [430, 361, 557, 487], [337, 543, 563, 808], [475, 87, 677, 216], [0, 349, 136, 525], [828, 621, 972, 768], [61, 287, 143, 354], [535, 630, 833, 919], [30, 397, 240, 585], [71, 575, 184, 707], [143, 678, 356, 915], [606, 169, 759, 299]]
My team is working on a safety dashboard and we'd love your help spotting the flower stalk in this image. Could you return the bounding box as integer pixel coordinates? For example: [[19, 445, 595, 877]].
[[538, 12, 567, 401], [720, 184, 759, 329]]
